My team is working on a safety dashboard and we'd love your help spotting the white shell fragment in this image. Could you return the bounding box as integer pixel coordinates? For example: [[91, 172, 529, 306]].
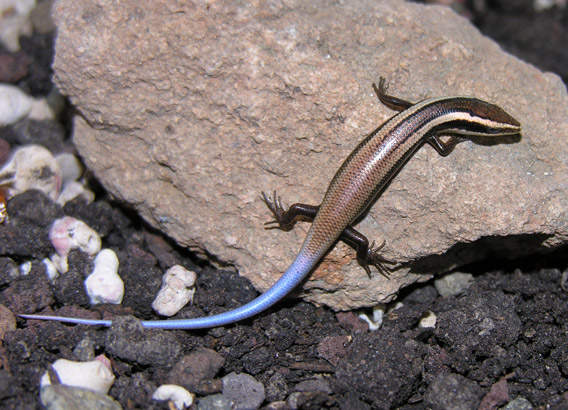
[[0, 145, 62, 200], [56, 153, 84, 185], [0, 0, 35, 51], [49, 216, 101, 258], [358, 304, 386, 331], [152, 385, 193, 410], [419, 310, 437, 328], [0, 84, 32, 125], [152, 265, 197, 317], [0, 83, 53, 126], [19, 261, 32, 276], [40, 355, 115, 394], [50, 253, 68, 275], [56, 181, 95, 206], [85, 249, 123, 305], [42, 257, 58, 281]]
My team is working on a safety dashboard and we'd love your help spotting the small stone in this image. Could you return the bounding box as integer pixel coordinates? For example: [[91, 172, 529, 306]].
[[222, 372, 265, 410], [0, 257, 18, 286], [105, 316, 182, 367], [40, 355, 115, 394], [264, 373, 288, 403], [197, 394, 232, 410], [166, 348, 225, 392], [434, 272, 474, 297], [73, 337, 95, 362], [152, 384, 193, 410], [39, 384, 121, 410], [502, 397, 534, 410], [152, 265, 196, 316], [262, 401, 289, 410], [85, 249, 123, 305], [424, 373, 482, 410], [0, 305, 16, 340], [288, 391, 330, 409]]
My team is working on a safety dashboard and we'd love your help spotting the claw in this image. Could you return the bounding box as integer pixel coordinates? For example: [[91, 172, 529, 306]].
[[261, 190, 291, 230], [362, 240, 398, 279]]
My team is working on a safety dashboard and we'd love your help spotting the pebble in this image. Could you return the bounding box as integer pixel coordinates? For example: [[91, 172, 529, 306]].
[[434, 271, 473, 297], [152, 265, 196, 316], [85, 249, 123, 305], [0, 144, 61, 200], [105, 316, 183, 367], [222, 372, 265, 410], [0, 0, 35, 52], [40, 355, 115, 394], [0, 304, 16, 340], [166, 348, 225, 393], [40, 384, 122, 410], [424, 372, 482, 410], [0, 257, 19, 286], [73, 337, 96, 362], [503, 397, 534, 410], [197, 394, 232, 410], [152, 384, 193, 410], [49, 216, 101, 258]]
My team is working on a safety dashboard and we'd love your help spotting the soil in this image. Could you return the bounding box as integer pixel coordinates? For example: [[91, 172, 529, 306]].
[[1, 1, 568, 409]]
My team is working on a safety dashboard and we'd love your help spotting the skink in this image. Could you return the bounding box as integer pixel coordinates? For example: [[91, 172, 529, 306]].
[[20, 78, 521, 329]]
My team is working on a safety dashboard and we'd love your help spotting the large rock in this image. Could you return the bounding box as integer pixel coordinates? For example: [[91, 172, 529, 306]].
[[51, 0, 568, 310]]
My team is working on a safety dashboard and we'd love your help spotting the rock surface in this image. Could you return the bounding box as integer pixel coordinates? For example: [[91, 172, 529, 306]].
[[51, 0, 568, 309]]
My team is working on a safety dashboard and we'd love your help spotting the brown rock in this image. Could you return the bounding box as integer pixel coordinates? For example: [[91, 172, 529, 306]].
[[166, 348, 225, 393], [0, 305, 16, 340], [51, 0, 568, 309]]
